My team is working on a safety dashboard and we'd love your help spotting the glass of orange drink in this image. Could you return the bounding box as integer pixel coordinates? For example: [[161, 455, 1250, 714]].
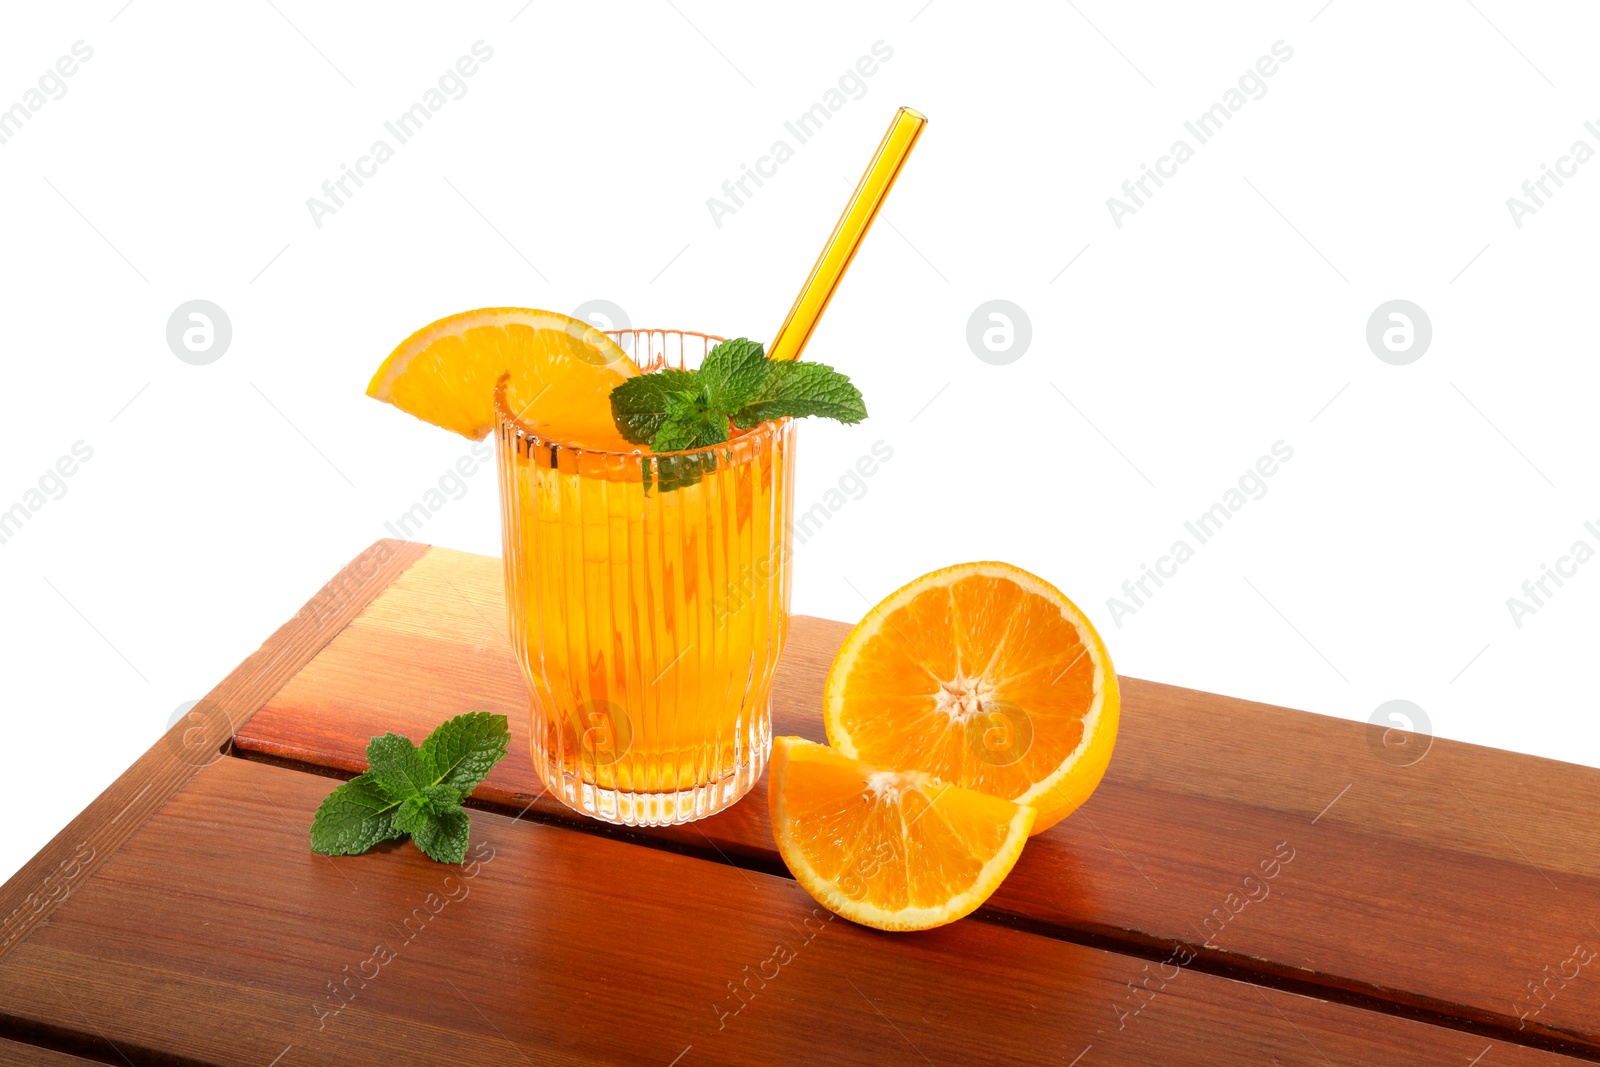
[[495, 329, 796, 826]]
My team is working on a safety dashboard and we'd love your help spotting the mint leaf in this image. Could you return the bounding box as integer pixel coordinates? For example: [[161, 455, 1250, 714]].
[[661, 389, 705, 426], [365, 733, 431, 801], [422, 783, 464, 810], [395, 785, 465, 833], [393, 793, 430, 835], [411, 806, 471, 864], [309, 712, 509, 863], [417, 711, 509, 794], [697, 338, 768, 413], [608, 339, 869, 494], [610, 368, 698, 447], [652, 390, 728, 453], [651, 421, 702, 453], [309, 772, 406, 856], [732, 361, 867, 428], [647, 452, 717, 494]]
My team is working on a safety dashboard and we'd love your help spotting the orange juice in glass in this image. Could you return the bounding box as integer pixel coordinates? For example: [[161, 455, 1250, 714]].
[[496, 329, 796, 825]]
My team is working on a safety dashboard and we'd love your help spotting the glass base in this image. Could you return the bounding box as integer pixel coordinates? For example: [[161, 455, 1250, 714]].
[[538, 727, 771, 827]]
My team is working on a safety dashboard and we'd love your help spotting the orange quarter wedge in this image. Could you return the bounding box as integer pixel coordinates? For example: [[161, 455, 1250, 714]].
[[769, 736, 1034, 931], [367, 307, 641, 450], [823, 561, 1119, 834]]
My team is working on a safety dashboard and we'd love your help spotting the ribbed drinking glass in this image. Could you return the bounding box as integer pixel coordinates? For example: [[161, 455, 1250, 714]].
[[496, 329, 795, 825]]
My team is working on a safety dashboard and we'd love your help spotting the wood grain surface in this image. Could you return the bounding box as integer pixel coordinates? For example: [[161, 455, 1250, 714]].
[[0, 1037, 99, 1066], [234, 544, 1600, 1056], [0, 539, 426, 973], [0, 756, 1578, 1067]]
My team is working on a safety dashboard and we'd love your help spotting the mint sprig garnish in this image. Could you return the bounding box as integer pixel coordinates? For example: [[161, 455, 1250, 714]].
[[610, 338, 866, 454], [309, 712, 509, 864]]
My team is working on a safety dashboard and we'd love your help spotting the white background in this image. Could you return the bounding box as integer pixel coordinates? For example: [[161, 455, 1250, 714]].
[[2, 1, 1596, 883]]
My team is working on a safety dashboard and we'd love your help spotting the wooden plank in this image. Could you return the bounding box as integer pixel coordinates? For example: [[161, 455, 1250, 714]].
[[235, 544, 1600, 1054], [0, 1037, 100, 1066], [0, 756, 1577, 1067], [0, 539, 427, 964]]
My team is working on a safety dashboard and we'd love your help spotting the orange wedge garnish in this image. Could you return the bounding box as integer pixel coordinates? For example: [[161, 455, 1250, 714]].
[[367, 307, 640, 450]]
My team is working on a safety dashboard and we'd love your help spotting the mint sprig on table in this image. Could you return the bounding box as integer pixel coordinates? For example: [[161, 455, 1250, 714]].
[[609, 338, 866, 491], [611, 338, 866, 453], [309, 712, 509, 864]]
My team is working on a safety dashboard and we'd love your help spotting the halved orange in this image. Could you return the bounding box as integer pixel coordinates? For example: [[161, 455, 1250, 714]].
[[824, 562, 1118, 834], [367, 307, 641, 450], [769, 736, 1033, 931]]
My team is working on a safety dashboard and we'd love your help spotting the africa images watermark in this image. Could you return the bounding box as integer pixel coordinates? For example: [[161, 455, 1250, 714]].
[[705, 40, 895, 229], [0, 842, 95, 954], [0, 40, 94, 148], [711, 907, 835, 1031], [1106, 40, 1294, 228], [710, 797, 1000, 1034], [313, 840, 496, 1030], [383, 437, 496, 541], [1367, 699, 1432, 768], [1112, 840, 1295, 1031], [1515, 941, 1596, 1030], [0, 440, 95, 548], [1505, 119, 1600, 229], [1106, 441, 1295, 627], [1504, 518, 1600, 628], [305, 41, 495, 229], [712, 439, 895, 622]]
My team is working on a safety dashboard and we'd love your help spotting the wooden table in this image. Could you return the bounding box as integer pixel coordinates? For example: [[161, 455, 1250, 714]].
[[4, 540, 1599, 1066]]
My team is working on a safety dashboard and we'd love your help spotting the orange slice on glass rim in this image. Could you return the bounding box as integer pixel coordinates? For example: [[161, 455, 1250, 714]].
[[366, 307, 641, 450], [823, 561, 1119, 834]]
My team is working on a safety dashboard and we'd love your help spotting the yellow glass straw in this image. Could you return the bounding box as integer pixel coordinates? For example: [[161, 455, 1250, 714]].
[[767, 106, 927, 363]]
